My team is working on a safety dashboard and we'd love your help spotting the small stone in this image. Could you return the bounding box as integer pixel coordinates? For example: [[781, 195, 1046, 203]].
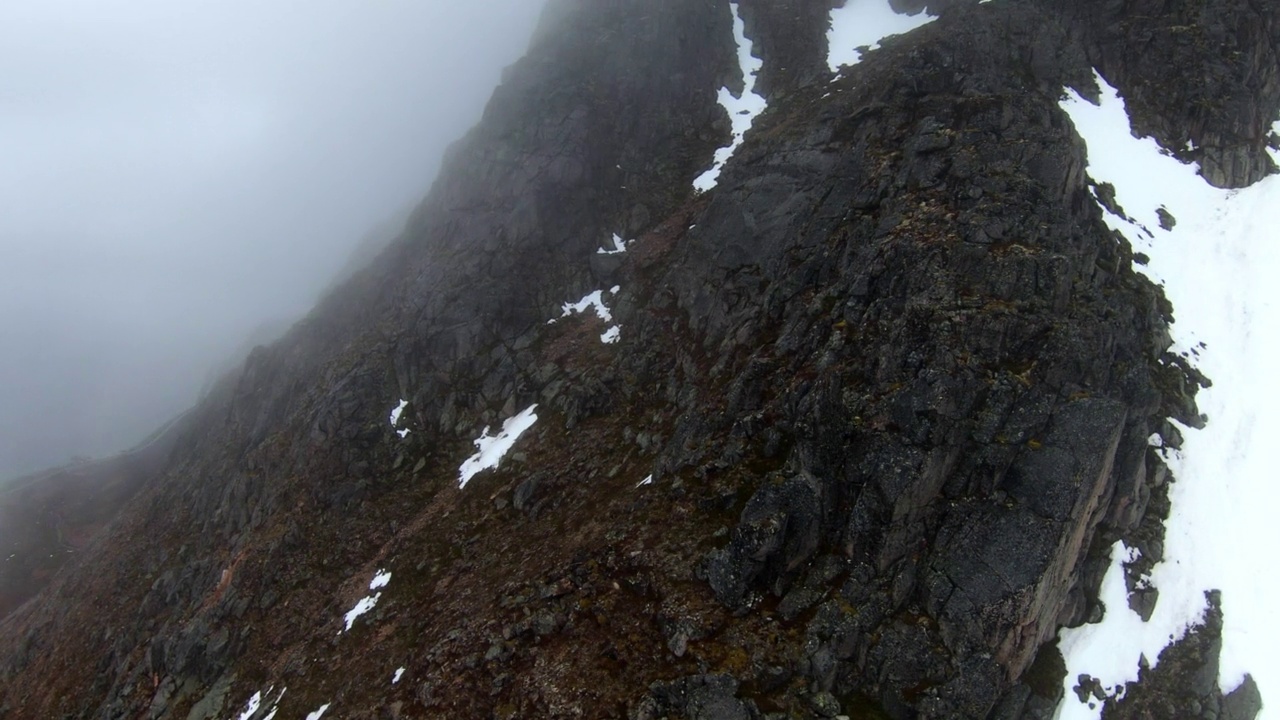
[[806, 691, 842, 718]]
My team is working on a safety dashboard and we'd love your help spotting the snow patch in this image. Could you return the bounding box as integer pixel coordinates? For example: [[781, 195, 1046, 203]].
[[458, 404, 539, 489], [597, 233, 630, 255], [1055, 72, 1280, 718], [340, 569, 394, 633], [557, 290, 613, 323], [304, 704, 331, 720], [1056, 541, 1146, 704], [389, 399, 408, 426], [230, 687, 286, 720], [390, 399, 410, 438], [552, 288, 623, 344], [827, 0, 937, 72], [231, 691, 262, 720], [693, 2, 767, 192], [392, 667, 406, 684], [636, 474, 653, 488], [341, 593, 381, 633], [261, 687, 286, 720]]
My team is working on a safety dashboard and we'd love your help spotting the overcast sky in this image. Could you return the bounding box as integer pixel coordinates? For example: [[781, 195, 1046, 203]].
[[0, 0, 546, 481]]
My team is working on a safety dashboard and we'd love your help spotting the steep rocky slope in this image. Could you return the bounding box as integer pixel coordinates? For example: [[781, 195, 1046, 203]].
[[1, 0, 1275, 718], [0, 410, 195, 619]]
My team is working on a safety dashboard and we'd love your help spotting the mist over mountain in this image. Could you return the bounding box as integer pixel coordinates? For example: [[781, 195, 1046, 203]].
[[0, 0, 544, 481]]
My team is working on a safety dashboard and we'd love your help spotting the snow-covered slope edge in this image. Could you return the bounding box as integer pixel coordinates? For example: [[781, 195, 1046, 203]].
[[827, 0, 937, 72], [1057, 73, 1280, 719], [693, 2, 766, 192]]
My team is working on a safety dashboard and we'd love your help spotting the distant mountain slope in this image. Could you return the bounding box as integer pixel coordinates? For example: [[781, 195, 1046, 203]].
[[0, 408, 195, 620]]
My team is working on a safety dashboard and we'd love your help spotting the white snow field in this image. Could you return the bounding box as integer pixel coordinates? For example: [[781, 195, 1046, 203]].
[[1056, 73, 1280, 719], [827, 0, 937, 72], [458, 404, 539, 489], [693, 2, 767, 192]]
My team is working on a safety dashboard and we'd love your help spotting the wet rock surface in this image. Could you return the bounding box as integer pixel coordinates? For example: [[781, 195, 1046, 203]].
[[0, 1, 1269, 719]]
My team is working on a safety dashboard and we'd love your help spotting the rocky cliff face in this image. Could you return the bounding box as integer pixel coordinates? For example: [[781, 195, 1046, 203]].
[[0, 1, 1275, 719]]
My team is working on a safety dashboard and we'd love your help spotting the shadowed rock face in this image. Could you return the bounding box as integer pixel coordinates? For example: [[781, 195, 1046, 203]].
[[735, 0, 841, 98], [0, 1, 1268, 719]]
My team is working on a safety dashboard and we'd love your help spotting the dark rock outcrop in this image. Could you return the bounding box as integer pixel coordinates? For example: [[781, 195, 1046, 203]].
[[1047, 0, 1280, 187]]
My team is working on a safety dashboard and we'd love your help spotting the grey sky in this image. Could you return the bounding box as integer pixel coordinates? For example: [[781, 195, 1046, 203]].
[[0, 0, 546, 480]]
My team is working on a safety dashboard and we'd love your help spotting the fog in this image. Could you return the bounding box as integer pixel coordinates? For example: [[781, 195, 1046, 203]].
[[0, 0, 546, 481]]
